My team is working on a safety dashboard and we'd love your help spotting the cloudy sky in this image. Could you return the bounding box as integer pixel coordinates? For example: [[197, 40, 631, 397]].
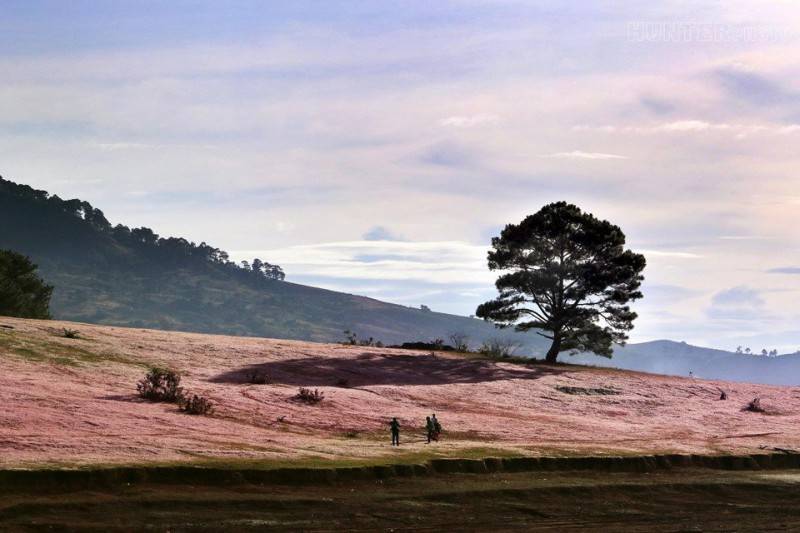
[[2, 1, 799, 351]]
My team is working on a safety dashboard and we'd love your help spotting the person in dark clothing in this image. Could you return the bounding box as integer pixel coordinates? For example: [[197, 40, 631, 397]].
[[426, 416, 434, 443], [390, 417, 400, 446], [431, 413, 442, 441]]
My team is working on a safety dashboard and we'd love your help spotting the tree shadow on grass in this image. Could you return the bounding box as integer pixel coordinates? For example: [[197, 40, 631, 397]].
[[210, 352, 566, 387]]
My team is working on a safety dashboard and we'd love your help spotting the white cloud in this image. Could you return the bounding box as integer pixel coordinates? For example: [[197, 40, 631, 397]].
[[231, 240, 493, 284], [719, 235, 776, 241], [574, 120, 800, 136], [362, 226, 405, 241], [706, 285, 768, 321], [542, 151, 628, 160], [657, 120, 721, 132], [89, 142, 152, 151], [640, 250, 704, 259], [439, 113, 499, 128]]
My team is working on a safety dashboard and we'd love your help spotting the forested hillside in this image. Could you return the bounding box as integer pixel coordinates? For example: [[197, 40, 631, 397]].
[[0, 177, 543, 349]]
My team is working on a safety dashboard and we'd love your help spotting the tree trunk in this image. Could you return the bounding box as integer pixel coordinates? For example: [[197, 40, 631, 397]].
[[545, 335, 561, 364]]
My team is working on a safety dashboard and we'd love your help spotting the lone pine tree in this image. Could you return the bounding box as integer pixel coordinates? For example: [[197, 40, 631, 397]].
[[476, 202, 646, 363]]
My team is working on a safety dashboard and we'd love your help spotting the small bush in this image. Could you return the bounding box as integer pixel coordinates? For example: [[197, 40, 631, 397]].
[[362, 336, 376, 346], [343, 329, 358, 345], [744, 397, 765, 413], [62, 328, 80, 339], [247, 370, 271, 384], [296, 387, 325, 404], [479, 338, 519, 358], [342, 329, 383, 347], [449, 332, 470, 352], [180, 394, 214, 415], [137, 367, 184, 403]]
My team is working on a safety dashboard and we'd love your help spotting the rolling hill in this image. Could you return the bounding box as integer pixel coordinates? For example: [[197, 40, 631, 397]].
[[2, 317, 800, 468], [0, 176, 546, 351]]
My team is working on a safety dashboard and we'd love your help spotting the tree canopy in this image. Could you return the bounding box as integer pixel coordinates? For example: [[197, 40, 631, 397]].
[[0, 249, 53, 319], [476, 202, 646, 363]]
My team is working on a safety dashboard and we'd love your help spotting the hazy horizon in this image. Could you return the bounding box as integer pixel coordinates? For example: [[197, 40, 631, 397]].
[[2, 1, 799, 352]]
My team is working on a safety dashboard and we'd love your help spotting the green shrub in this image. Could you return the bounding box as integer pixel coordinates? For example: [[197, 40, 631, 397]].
[[137, 367, 184, 402]]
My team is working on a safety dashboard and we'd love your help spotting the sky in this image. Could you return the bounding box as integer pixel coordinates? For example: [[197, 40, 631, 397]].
[[1, 1, 799, 352]]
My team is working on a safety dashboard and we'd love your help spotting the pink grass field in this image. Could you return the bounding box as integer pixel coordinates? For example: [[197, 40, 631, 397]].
[[2, 317, 800, 469]]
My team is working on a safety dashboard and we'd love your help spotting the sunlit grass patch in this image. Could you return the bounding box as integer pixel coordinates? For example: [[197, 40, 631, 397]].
[[0, 331, 146, 368]]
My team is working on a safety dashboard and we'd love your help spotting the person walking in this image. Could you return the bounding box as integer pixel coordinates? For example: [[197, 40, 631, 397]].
[[431, 413, 441, 441], [425, 416, 434, 443], [390, 417, 401, 446]]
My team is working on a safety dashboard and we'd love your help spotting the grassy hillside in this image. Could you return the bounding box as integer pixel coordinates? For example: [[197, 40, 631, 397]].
[[0, 177, 545, 350], [2, 317, 800, 469]]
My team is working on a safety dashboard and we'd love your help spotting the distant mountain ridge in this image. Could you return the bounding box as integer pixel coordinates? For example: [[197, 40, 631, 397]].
[[0, 176, 547, 350], [573, 340, 800, 386]]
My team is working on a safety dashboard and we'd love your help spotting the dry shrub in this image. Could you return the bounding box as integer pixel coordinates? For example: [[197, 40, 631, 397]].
[[479, 338, 519, 358], [342, 329, 383, 347], [137, 367, 183, 402], [62, 328, 80, 339], [449, 332, 470, 352], [180, 394, 214, 415], [296, 387, 325, 404], [744, 397, 765, 413]]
